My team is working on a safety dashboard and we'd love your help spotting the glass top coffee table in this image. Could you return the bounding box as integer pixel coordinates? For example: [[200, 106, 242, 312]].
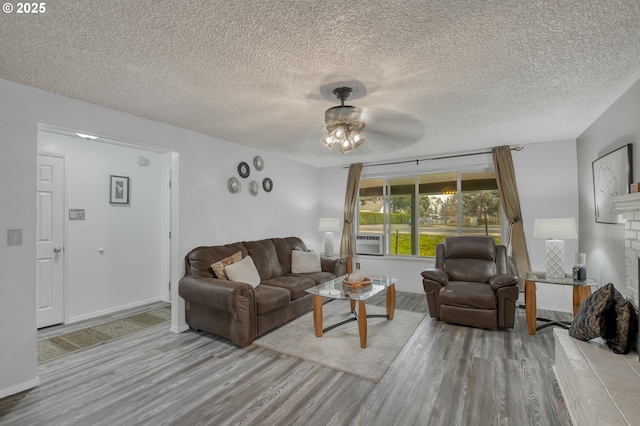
[[305, 275, 397, 348], [523, 271, 596, 335]]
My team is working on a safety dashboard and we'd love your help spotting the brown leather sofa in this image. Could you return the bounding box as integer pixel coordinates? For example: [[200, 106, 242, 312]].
[[421, 236, 519, 329], [179, 237, 343, 347]]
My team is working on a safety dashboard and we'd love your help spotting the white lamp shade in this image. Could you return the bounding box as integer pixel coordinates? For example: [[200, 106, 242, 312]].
[[319, 218, 340, 232], [532, 218, 577, 239]]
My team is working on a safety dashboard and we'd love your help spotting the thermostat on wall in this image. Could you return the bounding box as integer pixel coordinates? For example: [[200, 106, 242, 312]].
[[69, 209, 85, 220]]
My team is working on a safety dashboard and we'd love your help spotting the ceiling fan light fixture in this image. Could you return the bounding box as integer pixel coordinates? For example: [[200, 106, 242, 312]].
[[321, 134, 335, 150], [320, 87, 366, 154]]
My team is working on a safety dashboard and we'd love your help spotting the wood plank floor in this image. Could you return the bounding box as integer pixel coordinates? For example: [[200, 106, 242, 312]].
[[0, 293, 571, 426]]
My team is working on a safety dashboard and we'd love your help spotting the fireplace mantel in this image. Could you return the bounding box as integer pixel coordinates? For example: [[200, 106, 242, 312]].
[[611, 192, 640, 213]]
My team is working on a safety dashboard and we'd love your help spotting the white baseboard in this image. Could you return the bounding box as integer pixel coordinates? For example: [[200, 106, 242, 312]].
[[0, 377, 40, 400], [171, 323, 189, 334], [67, 297, 166, 324]]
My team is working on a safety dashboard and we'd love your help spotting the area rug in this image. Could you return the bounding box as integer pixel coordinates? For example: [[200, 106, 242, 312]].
[[37, 305, 171, 363], [254, 300, 424, 382]]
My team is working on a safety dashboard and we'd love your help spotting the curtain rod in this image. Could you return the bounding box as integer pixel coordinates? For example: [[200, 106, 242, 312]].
[[344, 146, 524, 168]]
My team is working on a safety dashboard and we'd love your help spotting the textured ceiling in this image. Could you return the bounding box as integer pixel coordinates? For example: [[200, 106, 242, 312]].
[[2, 1, 640, 167]]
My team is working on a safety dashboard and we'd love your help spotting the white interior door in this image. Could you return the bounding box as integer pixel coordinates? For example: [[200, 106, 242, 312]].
[[36, 154, 65, 328]]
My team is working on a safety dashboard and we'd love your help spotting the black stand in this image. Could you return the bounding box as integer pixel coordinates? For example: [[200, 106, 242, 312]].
[[535, 317, 572, 332], [323, 313, 388, 334]]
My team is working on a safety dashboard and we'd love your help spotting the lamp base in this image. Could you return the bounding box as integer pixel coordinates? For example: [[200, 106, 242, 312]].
[[324, 232, 334, 257], [545, 239, 565, 279]]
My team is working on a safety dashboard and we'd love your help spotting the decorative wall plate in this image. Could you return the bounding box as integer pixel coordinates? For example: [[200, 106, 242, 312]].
[[238, 162, 250, 178], [249, 180, 260, 196], [227, 177, 241, 193], [262, 177, 273, 192], [253, 156, 264, 171]]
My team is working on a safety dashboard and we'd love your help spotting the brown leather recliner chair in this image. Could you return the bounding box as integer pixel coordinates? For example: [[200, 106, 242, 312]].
[[421, 236, 519, 329]]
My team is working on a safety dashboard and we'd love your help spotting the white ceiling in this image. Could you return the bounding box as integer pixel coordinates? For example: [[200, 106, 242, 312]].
[[2, 1, 640, 168]]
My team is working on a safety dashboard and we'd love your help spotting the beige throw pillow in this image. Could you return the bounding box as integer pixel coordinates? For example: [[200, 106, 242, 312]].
[[291, 250, 321, 273], [211, 251, 242, 280], [225, 255, 261, 287]]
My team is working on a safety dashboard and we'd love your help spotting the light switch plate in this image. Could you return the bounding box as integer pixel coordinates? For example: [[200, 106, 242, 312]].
[[7, 229, 22, 246]]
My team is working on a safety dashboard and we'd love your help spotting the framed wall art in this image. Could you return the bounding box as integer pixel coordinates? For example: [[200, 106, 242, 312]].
[[110, 175, 130, 205], [592, 144, 632, 223]]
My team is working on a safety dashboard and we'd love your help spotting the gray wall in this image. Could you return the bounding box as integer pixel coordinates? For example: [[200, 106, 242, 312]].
[[320, 140, 581, 312], [0, 78, 323, 398], [577, 79, 640, 295]]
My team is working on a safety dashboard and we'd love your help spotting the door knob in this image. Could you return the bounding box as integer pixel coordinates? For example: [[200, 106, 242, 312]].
[[53, 247, 62, 253]]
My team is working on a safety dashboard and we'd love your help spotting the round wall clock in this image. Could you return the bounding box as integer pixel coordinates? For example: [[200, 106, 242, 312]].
[[262, 177, 273, 192], [238, 162, 250, 178]]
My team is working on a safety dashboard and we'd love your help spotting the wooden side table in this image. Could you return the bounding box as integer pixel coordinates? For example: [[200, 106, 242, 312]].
[[523, 272, 596, 335]]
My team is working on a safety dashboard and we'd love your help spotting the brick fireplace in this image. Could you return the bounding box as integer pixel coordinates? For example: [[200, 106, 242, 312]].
[[612, 192, 640, 307], [553, 193, 640, 426]]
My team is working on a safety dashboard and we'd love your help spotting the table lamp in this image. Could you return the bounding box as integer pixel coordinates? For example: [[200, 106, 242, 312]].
[[533, 218, 578, 279], [319, 218, 340, 257]]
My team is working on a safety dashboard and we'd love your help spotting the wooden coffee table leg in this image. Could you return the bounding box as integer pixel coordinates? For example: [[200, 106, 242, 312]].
[[525, 279, 537, 335], [350, 299, 356, 313], [386, 283, 396, 320], [358, 300, 367, 348], [313, 295, 323, 337], [573, 286, 592, 317]]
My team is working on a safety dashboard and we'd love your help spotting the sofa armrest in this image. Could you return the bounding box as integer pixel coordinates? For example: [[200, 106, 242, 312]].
[[178, 275, 255, 313], [320, 256, 344, 276], [488, 273, 519, 290], [421, 268, 448, 285]]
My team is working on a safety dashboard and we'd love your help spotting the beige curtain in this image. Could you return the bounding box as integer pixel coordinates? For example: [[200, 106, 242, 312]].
[[340, 163, 363, 272], [492, 146, 531, 288]]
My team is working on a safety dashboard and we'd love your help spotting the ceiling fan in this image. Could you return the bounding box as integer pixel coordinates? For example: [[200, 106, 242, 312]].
[[321, 87, 366, 153], [319, 84, 426, 154]]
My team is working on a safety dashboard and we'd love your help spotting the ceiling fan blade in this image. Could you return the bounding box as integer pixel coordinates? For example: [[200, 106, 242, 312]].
[[363, 108, 426, 144]]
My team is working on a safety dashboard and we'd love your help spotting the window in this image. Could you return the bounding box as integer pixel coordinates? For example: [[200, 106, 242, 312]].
[[358, 170, 500, 257]]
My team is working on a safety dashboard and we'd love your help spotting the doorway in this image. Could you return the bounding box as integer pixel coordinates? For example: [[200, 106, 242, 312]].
[[37, 126, 178, 328]]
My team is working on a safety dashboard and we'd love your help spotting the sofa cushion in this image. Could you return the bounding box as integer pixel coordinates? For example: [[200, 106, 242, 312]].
[[187, 243, 248, 278], [291, 250, 322, 273], [288, 271, 336, 285], [569, 283, 616, 341], [272, 237, 307, 275], [605, 299, 638, 354], [444, 236, 496, 260], [254, 284, 291, 315], [225, 256, 261, 287], [261, 275, 317, 300], [444, 259, 497, 283], [440, 282, 496, 310], [243, 239, 283, 281], [603, 287, 638, 354], [211, 251, 242, 280]]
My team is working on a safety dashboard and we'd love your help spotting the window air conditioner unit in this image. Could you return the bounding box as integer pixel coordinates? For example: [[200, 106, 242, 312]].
[[355, 234, 384, 256]]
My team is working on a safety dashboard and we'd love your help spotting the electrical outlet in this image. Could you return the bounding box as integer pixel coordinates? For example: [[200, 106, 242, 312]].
[[7, 229, 22, 246]]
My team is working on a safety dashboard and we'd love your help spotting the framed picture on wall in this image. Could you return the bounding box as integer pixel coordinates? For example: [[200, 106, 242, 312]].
[[592, 144, 632, 223], [110, 175, 130, 205]]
